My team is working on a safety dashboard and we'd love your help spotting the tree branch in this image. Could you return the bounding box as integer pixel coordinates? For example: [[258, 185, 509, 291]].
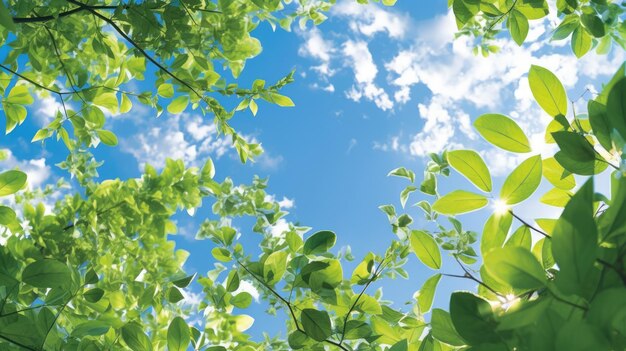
[[509, 210, 551, 239], [236, 259, 350, 351], [67, 0, 205, 101], [339, 257, 388, 344], [12, 5, 118, 24]]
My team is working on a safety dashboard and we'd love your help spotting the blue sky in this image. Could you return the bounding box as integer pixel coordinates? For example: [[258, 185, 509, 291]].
[[1, 0, 624, 340]]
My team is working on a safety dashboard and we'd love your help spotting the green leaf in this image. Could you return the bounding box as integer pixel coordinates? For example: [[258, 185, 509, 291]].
[[500, 155, 542, 205], [0, 170, 27, 196], [446, 150, 492, 192], [3, 103, 26, 133], [571, 26, 592, 58], [504, 225, 532, 249], [599, 176, 626, 240], [92, 92, 118, 112], [551, 131, 596, 162], [542, 157, 575, 190], [555, 321, 610, 350], [388, 167, 415, 182], [484, 247, 547, 290], [167, 96, 189, 114], [507, 10, 529, 45], [417, 273, 441, 313], [453, 0, 480, 27], [97, 130, 118, 146], [540, 188, 572, 207], [6, 85, 34, 105], [400, 185, 417, 208], [588, 100, 612, 151], [449, 292, 499, 345], [552, 178, 598, 296], [554, 150, 607, 175], [22, 259, 71, 288], [231, 292, 252, 308], [122, 322, 153, 351], [266, 92, 294, 107], [211, 247, 232, 262], [301, 308, 331, 342], [580, 12, 605, 38], [226, 271, 240, 292], [430, 309, 466, 346], [480, 211, 512, 254], [167, 286, 184, 303], [71, 321, 111, 337], [606, 78, 626, 140], [263, 251, 288, 284], [474, 114, 531, 153], [157, 83, 175, 98], [0, 3, 16, 31], [528, 65, 568, 117], [167, 317, 190, 351], [410, 230, 442, 270], [432, 190, 488, 215], [303, 230, 336, 255], [173, 273, 196, 288], [0, 205, 17, 226], [83, 288, 104, 303]]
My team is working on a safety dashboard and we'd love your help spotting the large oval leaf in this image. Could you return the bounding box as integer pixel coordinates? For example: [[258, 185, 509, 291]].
[[542, 157, 575, 190], [122, 322, 153, 351], [301, 309, 331, 342], [0, 170, 27, 196], [500, 155, 542, 205], [417, 273, 441, 313], [167, 317, 190, 351], [303, 230, 336, 255], [606, 77, 626, 139], [22, 259, 71, 288], [474, 114, 531, 153], [432, 190, 488, 215], [480, 211, 512, 254], [447, 150, 492, 192], [449, 292, 499, 345], [528, 65, 568, 117], [484, 247, 547, 290], [410, 230, 442, 270]]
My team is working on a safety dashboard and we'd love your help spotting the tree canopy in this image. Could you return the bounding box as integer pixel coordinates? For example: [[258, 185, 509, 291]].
[[0, 0, 625, 350]]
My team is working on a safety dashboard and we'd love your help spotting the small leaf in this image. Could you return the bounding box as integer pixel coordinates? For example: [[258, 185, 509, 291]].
[[97, 130, 118, 146], [480, 211, 512, 254], [474, 114, 531, 153], [157, 83, 175, 98], [410, 230, 442, 270], [167, 96, 189, 114], [432, 190, 488, 215], [303, 230, 336, 255], [0, 170, 27, 196], [7, 85, 34, 105], [417, 273, 441, 313], [83, 288, 104, 303], [571, 26, 592, 58], [507, 10, 529, 45], [528, 65, 568, 117], [388, 167, 415, 182], [500, 155, 542, 205], [446, 150, 492, 192], [301, 309, 331, 342]]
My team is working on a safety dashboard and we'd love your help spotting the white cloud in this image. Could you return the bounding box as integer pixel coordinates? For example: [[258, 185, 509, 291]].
[[343, 40, 393, 110], [298, 27, 336, 78], [34, 95, 64, 126], [120, 113, 244, 170], [332, 1, 409, 39], [233, 280, 260, 302]]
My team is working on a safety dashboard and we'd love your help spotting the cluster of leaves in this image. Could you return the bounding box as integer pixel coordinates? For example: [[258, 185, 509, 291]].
[[383, 60, 626, 350], [0, 0, 386, 161], [449, 0, 626, 57], [1, 0, 625, 351]]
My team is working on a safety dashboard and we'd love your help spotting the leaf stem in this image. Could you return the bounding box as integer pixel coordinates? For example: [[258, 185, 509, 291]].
[[509, 210, 551, 239]]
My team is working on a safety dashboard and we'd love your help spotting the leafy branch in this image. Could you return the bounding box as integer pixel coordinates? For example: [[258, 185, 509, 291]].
[[235, 258, 350, 351]]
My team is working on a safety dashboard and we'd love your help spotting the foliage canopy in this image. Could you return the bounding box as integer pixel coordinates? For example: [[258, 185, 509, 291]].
[[0, 0, 625, 351]]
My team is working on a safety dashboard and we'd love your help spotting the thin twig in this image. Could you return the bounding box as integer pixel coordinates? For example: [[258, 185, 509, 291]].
[[509, 210, 551, 239]]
